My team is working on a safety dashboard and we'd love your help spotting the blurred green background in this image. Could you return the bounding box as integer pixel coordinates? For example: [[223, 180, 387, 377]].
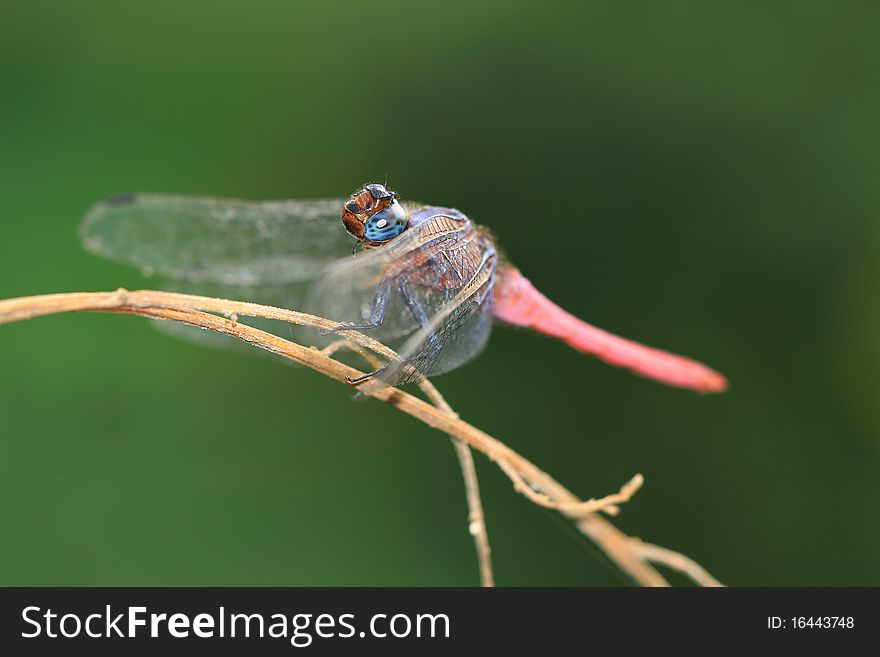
[[1, 1, 878, 586]]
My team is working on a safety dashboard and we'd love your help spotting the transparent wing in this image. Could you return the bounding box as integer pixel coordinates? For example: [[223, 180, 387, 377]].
[[381, 252, 496, 385], [80, 194, 352, 286], [81, 193, 354, 355]]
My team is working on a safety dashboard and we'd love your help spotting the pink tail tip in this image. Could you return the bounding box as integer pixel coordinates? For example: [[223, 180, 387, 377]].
[[493, 267, 728, 394]]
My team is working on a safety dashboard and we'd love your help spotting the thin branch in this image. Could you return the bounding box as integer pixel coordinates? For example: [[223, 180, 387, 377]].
[[498, 461, 643, 517], [0, 290, 722, 587], [450, 439, 493, 587], [629, 539, 724, 587]]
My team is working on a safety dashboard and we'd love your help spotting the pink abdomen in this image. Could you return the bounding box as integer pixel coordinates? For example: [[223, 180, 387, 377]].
[[492, 267, 727, 393]]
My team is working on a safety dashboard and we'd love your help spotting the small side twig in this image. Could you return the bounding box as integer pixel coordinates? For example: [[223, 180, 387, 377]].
[[0, 290, 722, 587], [498, 461, 643, 517]]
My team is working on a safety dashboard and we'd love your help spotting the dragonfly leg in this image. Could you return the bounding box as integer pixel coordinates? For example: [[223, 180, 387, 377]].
[[347, 280, 441, 385], [399, 281, 444, 356], [346, 364, 388, 384], [321, 278, 392, 335]]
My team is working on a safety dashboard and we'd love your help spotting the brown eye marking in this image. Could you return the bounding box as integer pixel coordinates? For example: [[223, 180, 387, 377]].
[[345, 200, 360, 214]]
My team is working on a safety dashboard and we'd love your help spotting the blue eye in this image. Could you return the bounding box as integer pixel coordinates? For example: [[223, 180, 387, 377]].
[[364, 202, 407, 242]]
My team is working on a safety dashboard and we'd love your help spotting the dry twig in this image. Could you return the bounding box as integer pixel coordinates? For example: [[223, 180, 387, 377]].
[[0, 289, 722, 587]]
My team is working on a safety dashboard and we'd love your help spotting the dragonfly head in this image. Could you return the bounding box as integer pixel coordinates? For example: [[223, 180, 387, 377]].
[[342, 183, 408, 246]]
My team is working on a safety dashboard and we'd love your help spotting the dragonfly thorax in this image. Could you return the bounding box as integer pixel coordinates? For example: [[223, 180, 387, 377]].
[[341, 183, 408, 246]]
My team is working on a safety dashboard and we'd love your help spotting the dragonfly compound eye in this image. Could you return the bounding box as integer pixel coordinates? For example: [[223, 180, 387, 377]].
[[363, 201, 408, 243]]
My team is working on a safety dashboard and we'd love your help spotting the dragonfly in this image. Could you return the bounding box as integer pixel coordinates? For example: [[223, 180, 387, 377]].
[[80, 183, 727, 393]]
